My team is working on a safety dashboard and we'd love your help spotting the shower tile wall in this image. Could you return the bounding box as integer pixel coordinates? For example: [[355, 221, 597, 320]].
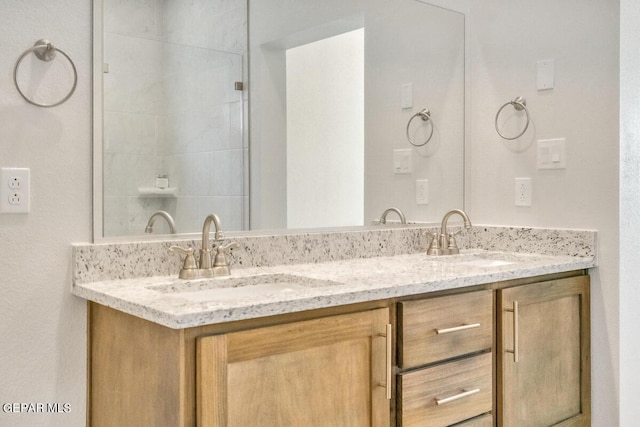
[[103, 0, 247, 236]]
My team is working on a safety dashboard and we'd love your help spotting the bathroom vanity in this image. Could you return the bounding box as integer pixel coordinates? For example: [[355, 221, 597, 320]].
[[73, 226, 595, 426]]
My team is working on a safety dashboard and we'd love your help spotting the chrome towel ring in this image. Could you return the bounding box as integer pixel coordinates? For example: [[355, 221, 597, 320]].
[[406, 108, 434, 147], [13, 39, 78, 108], [495, 96, 530, 140]]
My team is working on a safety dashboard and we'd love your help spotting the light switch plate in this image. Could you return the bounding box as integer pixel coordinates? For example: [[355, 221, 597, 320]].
[[401, 83, 413, 109], [393, 149, 412, 174], [537, 138, 566, 169], [537, 59, 554, 91]]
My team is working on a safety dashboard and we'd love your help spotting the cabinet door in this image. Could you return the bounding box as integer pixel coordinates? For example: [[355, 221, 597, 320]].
[[498, 276, 590, 427], [197, 308, 391, 427]]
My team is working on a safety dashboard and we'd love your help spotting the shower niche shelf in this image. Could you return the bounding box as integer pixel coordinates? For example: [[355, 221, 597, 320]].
[[137, 187, 178, 198]]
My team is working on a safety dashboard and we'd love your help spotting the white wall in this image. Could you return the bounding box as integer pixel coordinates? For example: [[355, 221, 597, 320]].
[[286, 29, 364, 229], [364, 0, 465, 223], [0, 1, 91, 426], [250, 0, 465, 228], [467, 0, 620, 424], [249, 0, 365, 229], [619, 0, 640, 423]]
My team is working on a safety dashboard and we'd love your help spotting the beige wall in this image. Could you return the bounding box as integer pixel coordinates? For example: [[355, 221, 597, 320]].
[[620, 0, 640, 424], [466, 0, 620, 424], [0, 1, 91, 425]]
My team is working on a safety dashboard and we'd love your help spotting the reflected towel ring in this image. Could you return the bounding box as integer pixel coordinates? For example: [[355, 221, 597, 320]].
[[406, 109, 434, 147], [13, 39, 78, 108], [495, 96, 530, 140]]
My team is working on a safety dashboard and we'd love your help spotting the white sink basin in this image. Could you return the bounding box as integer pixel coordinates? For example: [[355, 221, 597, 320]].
[[458, 259, 515, 268], [433, 251, 520, 268], [148, 273, 340, 303]]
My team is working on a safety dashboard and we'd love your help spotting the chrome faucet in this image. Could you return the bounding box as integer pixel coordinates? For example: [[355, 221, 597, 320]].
[[379, 207, 407, 224], [169, 213, 238, 279], [144, 210, 176, 234], [427, 209, 472, 256]]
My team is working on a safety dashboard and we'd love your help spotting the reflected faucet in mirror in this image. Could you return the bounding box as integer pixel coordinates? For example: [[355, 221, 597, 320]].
[[379, 207, 407, 225], [144, 211, 176, 234], [427, 209, 472, 256]]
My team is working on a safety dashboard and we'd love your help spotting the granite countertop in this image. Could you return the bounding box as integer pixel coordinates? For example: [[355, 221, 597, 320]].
[[72, 249, 596, 329]]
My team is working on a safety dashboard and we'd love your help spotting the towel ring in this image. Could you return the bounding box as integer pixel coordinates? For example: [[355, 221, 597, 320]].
[[406, 109, 434, 147], [495, 96, 530, 140], [13, 39, 78, 108]]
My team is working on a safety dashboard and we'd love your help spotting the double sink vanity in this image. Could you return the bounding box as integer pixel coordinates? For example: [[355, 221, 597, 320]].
[[72, 221, 595, 426]]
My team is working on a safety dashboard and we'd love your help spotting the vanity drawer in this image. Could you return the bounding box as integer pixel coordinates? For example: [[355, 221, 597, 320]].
[[397, 352, 493, 427], [398, 290, 493, 368]]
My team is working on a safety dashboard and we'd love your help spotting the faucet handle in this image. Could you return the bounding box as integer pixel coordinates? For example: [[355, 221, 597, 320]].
[[426, 232, 446, 256], [204, 241, 239, 277], [168, 246, 199, 279], [213, 241, 239, 268], [447, 232, 460, 255]]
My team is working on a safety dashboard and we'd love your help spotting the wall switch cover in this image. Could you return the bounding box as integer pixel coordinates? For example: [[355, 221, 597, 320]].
[[537, 59, 554, 90], [401, 83, 413, 109], [1, 167, 30, 214], [537, 138, 566, 169], [393, 149, 412, 174]]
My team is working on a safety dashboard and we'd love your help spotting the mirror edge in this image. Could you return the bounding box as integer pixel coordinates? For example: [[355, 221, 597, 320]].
[[92, 0, 104, 242]]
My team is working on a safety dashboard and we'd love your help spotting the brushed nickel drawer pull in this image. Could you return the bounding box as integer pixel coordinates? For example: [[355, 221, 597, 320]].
[[435, 388, 481, 406], [435, 323, 481, 335], [377, 324, 392, 400], [505, 301, 519, 362]]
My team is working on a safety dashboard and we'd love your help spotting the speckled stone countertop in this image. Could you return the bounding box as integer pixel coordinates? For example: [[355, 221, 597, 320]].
[[71, 225, 597, 329]]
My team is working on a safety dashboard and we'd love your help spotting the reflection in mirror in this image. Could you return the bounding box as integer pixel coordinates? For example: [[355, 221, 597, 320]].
[[94, 0, 464, 239], [96, 0, 248, 238], [250, 0, 464, 230]]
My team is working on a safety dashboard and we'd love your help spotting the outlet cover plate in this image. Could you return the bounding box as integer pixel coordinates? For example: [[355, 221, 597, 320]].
[[515, 177, 532, 207], [416, 179, 428, 205], [1, 167, 30, 214]]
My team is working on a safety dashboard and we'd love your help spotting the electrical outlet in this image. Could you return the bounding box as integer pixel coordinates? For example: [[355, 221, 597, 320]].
[[515, 177, 532, 206], [8, 176, 21, 189], [1, 167, 30, 213], [416, 179, 428, 205]]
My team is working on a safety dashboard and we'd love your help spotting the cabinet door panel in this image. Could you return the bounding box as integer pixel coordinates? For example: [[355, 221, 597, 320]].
[[498, 276, 590, 427], [228, 338, 370, 426], [197, 308, 390, 427]]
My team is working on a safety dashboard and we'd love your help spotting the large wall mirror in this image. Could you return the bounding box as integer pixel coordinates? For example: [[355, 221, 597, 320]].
[[93, 0, 465, 239]]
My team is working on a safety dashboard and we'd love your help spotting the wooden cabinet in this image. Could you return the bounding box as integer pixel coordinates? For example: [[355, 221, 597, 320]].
[[397, 290, 494, 426], [196, 309, 391, 427], [497, 275, 590, 427], [88, 303, 390, 427], [88, 271, 590, 427]]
